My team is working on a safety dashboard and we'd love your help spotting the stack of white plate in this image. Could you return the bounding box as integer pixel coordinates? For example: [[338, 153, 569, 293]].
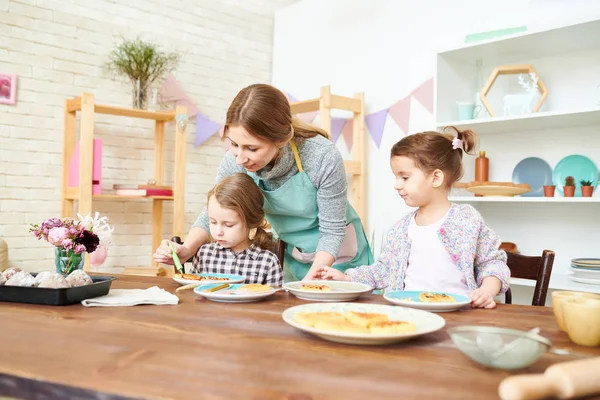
[[568, 258, 600, 285]]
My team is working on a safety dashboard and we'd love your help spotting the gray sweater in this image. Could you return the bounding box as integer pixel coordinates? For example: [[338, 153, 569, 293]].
[[193, 135, 348, 257]]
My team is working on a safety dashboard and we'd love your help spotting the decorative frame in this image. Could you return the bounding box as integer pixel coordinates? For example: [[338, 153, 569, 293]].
[[479, 64, 548, 118], [0, 73, 17, 105]]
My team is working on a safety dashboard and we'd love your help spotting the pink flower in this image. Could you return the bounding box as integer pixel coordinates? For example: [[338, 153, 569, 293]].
[[439, 228, 446, 235], [47, 227, 68, 246], [73, 244, 86, 254], [451, 254, 459, 262], [61, 239, 74, 250]]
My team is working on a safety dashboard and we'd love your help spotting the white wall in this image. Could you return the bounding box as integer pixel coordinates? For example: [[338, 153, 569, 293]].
[[0, 0, 299, 271], [273, 0, 600, 304]]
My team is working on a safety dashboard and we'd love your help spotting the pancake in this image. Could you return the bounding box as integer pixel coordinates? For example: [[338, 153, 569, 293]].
[[237, 284, 272, 293], [344, 311, 389, 327], [313, 320, 370, 334], [301, 284, 331, 292], [294, 311, 346, 327], [419, 292, 456, 303], [369, 320, 418, 334]]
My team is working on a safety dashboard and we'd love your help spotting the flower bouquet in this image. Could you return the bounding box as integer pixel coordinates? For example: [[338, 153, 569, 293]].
[[29, 214, 113, 275]]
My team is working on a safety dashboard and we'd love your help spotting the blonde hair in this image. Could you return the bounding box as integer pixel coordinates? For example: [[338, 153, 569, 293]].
[[207, 173, 275, 252], [390, 126, 478, 188], [223, 83, 329, 144]]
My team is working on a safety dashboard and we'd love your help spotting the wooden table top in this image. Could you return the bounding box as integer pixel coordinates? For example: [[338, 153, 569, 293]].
[[1, 274, 600, 400]]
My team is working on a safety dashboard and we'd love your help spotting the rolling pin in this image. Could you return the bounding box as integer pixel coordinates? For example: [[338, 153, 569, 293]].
[[498, 357, 600, 400]]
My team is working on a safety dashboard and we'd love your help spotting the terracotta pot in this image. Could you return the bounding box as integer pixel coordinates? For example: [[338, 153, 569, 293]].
[[564, 186, 575, 197], [581, 185, 594, 197], [543, 185, 556, 197]]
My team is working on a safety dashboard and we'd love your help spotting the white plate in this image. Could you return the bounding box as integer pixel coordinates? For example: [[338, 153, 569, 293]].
[[282, 302, 446, 345], [571, 258, 600, 269], [568, 274, 600, 285], [193, 283, 277, 303], [172, 273, 246, 286], [283, 280, 373, 302], [383, 290, 471, 313], [569, 266, 600, 281]]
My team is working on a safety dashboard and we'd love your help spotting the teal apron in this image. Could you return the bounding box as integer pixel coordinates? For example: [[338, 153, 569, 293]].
[[251, 140, 374, 282]]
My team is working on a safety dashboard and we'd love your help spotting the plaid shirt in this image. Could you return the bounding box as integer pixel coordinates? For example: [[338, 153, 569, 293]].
[[190, 243, 283, 286]]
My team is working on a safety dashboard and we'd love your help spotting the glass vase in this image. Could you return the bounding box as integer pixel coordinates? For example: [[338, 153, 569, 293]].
[[54, 247, 85, 276], [132, 79, 148, 109]]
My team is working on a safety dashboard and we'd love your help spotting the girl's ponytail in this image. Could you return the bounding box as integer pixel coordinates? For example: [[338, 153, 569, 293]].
[[250, 219, 277, 252]]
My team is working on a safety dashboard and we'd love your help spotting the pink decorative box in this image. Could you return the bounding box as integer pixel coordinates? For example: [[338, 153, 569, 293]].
[[68, 139, 102, 194]]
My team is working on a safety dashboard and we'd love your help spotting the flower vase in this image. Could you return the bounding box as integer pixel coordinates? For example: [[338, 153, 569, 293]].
[[54, 247, 85, 276], [90, 246, 108, 271], [132, 79, 148, 109]]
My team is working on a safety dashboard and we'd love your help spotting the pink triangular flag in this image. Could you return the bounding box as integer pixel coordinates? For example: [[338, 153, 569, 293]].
[[411, 78, 434, 114], [388, 96, 411, 134], [365, 109, 388, 149], [286, 92, 318, 123], [330, 117, 347, 143], [341, 119, 354, 151], [158, 73, 200, 118]]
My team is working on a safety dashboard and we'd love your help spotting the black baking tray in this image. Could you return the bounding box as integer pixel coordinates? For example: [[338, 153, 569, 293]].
[[0, 274, 116, 306]]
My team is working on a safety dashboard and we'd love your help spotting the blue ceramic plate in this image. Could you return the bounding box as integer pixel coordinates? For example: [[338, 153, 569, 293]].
[[193, 283, 277, 303], [512, 157, 553, 197], [552, 155, 598, 197], [384, 290, 471, 312], [172, 273, 246, 286]]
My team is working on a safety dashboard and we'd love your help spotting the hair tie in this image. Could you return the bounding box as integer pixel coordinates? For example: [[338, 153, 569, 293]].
[[452, 137, 463, 150]]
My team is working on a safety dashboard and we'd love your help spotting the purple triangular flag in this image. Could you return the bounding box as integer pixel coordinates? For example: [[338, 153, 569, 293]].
[[330, 117, 347, 143], [195, 113, 221, 147], [365, 109, 388, 148]]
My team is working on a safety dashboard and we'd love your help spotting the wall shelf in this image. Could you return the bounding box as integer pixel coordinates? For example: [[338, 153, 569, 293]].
[[61, 93, 187, 271], [450, 196, 600, 203], [437, 107, 600, 135]]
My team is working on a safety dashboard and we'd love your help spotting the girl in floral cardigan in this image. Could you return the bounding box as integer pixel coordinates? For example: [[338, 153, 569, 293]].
[[305, 127, 511, 309]]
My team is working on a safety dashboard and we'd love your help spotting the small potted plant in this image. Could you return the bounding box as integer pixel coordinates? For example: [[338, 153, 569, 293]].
[[580, 179, 594, 197], [563, 176, 576, 197], [543, 184, 556, 197]]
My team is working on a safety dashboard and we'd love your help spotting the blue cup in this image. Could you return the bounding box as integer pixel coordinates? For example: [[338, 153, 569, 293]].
[[457, 102, 476, 120]]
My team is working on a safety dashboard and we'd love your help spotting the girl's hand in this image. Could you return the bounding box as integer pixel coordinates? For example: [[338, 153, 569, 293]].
[[154, 239, 186, 265], [470, 287, 497, 309], [304, 265, 350, 281]]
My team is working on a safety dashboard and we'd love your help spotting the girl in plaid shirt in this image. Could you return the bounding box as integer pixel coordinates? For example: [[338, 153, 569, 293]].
[[190, 173, 283, 286], [306, 127, 511, 309]]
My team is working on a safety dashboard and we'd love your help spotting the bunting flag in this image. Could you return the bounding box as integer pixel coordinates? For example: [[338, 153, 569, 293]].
[[158, 73, 200, 118], [387, 96, 411, 134], [330, 116, 348, 143], [195, 114, 221, 147], [411, 78, 434, 114], [159, 76, 434, 149], [365, 108, 388, 148], [340, 119, 354, 151]]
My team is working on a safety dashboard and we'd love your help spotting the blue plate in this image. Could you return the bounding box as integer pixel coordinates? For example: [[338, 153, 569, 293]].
[[552, 155, 598, 197], [512, 157, 553, 197], [172, 273, 246, 286], [384, 290, 471, 312]]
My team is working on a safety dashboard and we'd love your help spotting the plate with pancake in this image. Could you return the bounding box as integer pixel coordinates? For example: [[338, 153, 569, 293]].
[[383, 290, 471, 312], [193, 283, 277, 303], [282, 302, 446, 345], [172, 273, 246, 286], [282, 280, 373, 302]]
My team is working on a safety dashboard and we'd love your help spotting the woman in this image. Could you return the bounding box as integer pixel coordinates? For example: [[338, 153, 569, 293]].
[[154, 84, 373, 282]]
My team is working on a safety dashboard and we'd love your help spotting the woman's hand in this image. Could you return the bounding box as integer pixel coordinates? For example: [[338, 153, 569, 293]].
[[304, 265, 350, 282], [153, 239, 187, 265]]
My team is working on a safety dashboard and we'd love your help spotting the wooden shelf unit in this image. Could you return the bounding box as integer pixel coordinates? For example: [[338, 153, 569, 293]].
[[61, 92, 188, 270], [289, 85, 367, 229]]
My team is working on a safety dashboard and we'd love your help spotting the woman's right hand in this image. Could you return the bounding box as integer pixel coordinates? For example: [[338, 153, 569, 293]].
[[153, 239, 186, 265]]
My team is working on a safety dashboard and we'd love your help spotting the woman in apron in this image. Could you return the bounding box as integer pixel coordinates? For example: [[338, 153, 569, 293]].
[[154, 83, 373, 281]]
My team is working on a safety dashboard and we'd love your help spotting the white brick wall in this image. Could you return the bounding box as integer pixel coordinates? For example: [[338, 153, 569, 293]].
[[0, 0, 299, 271]]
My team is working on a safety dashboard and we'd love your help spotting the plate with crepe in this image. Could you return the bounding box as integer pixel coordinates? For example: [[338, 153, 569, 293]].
[[384, 290, 471, 312], [283, 280, 373, 302], [172, 273, 245, 286], [282, 302, 446, 345], [193, 283, 277, 303]]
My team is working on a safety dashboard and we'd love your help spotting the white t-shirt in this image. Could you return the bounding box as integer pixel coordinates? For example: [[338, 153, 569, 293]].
[[403, 211, 470, 296]]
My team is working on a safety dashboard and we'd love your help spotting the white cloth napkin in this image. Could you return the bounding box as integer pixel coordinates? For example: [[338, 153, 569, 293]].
[[81, 286, 179, 307]]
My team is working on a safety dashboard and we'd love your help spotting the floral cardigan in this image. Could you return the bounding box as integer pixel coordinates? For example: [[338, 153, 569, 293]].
[[346, 203, 511, 294]]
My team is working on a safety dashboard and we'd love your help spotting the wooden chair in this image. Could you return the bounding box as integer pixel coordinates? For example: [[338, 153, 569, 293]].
[[504, 249, 555, 306]]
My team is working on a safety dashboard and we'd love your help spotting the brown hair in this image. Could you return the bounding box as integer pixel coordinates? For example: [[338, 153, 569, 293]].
[[223, 83, 329, 144], [390, 126, 478, 188], [207, 173, 275, 252]]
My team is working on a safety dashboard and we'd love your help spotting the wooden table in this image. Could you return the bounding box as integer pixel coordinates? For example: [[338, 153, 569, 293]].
[[1, 275, 600, 400]]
